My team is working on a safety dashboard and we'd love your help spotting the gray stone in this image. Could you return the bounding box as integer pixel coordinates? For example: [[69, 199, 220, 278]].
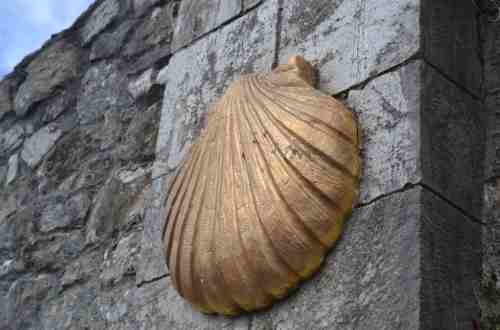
[[124, 4, 175, 57], [86, 178, 122, 245], [243, 0, 262, 10], [39, 192, 91, 232], [21, 124, 62, 168], [40, 90, 75, 123], [347, 61, 421, 204], [423, 0, 481, 95], [0, 165, 6, 186], [62, 250, 104, 289], [0, 78, 13, 120], [483, 180, 500, 281], [172, 0, 243, 51], [6, 153, 19, 185], [485, 92, 500, 180], [155, 0, 277, 178], [101, 231, 141, 287], [133, 0, 162, 17], [0, 124, 24, 155], [81, 0, 121, 45], [483, 15, 500, 93], [90, 20, 133, 61], [77, 62, 134, 125], [128, 68, 155, 100], [252, 187, 479, 330], [14, 40, 80, 116], [279, 0, 420, 94], [137, 174, 172, 284], [107, 279, 250, 329], [421, 64, 485, 219]]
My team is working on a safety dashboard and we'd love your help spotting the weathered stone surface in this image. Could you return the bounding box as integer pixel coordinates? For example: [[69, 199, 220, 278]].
[[81, 0, 121, 45], [0, 78, 13, 120], [90, 20, 133, 61], [62, 250, 104, 289], [421, 64, 485, 218], [101, 231, 141, 287], [155, 0, 277, 178], [128, 68, 155, 100], [483, 16, 500, 93], [279, 0, 420, 94], [124, 4, 174, 57], [137, 174, 172, 284], [6, 153, 19, 185], [39, 192, 91, 232], [0, 124, 24, 155], [252, 187, 480, 330], [40, 90, 75, 124], [243, 0, 262, 10], [483, 180, 500, 281], [133, 0, 162, 17], [419, 189, 481, 329], [348, 61, 421, 204], [21, 124, 63, 168], [171, 0, 243, 51], [423, 0, 481, 95], [77, 62, 134, 125], [106, 279, 250, 329], [485, 92, 500, 180], [14, 40, 80, 116]]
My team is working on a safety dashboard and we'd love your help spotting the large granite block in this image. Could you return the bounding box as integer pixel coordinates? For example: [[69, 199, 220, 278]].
[[423, 0, 482, 96], [421, 64, 485, 218], [80, 0, 121, 45], [154, 0, 277, 179], [14, 40, 81, 116], [279, 0, 420, 94], [348, 61, 421, 204], [171, 0, 243, 51], [251, 187, 480, 330]]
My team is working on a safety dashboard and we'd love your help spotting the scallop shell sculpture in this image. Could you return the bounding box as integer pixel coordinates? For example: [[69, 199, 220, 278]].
[[162, 56, 361, 315]]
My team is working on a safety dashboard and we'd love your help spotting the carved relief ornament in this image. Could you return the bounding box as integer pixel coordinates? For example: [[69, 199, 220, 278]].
[[162, 56, 361, 315]]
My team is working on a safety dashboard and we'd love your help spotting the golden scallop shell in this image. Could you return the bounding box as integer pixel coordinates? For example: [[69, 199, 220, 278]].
[[162, 56, 361, 315]]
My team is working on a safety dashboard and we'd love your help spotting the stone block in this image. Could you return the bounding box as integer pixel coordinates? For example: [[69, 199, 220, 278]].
[[81, 0, 121, 45], [124, 4, 174, 58], [421, 64, 485, 218], [485, 92, 500, 180], [133, 0, 162, 17], [77, 62, 134, 125], [155, 0, 277, 178], [90, 20, 134, 61], [171, 0, 243, 51], [279, 0, 420, 94], [483, 16, 500, 93], [423, 0, 482, 95], [14, 40, 80, 116], [39, 192, 91, 232], [251, 187, 480, 329], [0, 124, 24, 156], [128, 68, 155, 100], [5, 153, 19, 186], [243, 0, 262, 10], [347, 61, 421, 204], [21, 123, 62, 168], [101, 231, 142, 287], [136, 174, 172, 284], [483, 180, 500, 280], [0, 78, 13, 121], [107, 279, 251, 329]]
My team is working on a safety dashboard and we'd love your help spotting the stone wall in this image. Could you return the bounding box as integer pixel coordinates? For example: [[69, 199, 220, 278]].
[[0, 0, 491, 329]]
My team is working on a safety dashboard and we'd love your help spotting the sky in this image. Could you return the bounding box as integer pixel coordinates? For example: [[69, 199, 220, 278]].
[[0, 0, 95, 77]]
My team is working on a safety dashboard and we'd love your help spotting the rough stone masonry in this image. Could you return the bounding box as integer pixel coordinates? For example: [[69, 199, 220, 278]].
[[0, 0, 495, 329]]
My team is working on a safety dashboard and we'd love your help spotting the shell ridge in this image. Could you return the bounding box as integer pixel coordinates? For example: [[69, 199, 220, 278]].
[[259, 80, 358, 147], [234, 91, 302, 280], [241, 79, 326, 274], [210, 95, 247, 314], [163, 143, 203, 264], [224, 101, 272, 310], [172, 127, 215, 299], [255, 80, 360, 178], [231, 96, 300, 300], [250, 79, 359, 180], [245, 77, 336, 248]]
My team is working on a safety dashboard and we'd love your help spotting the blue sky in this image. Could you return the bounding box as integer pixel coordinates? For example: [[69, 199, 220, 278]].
[[0, 0, 95, 77]]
